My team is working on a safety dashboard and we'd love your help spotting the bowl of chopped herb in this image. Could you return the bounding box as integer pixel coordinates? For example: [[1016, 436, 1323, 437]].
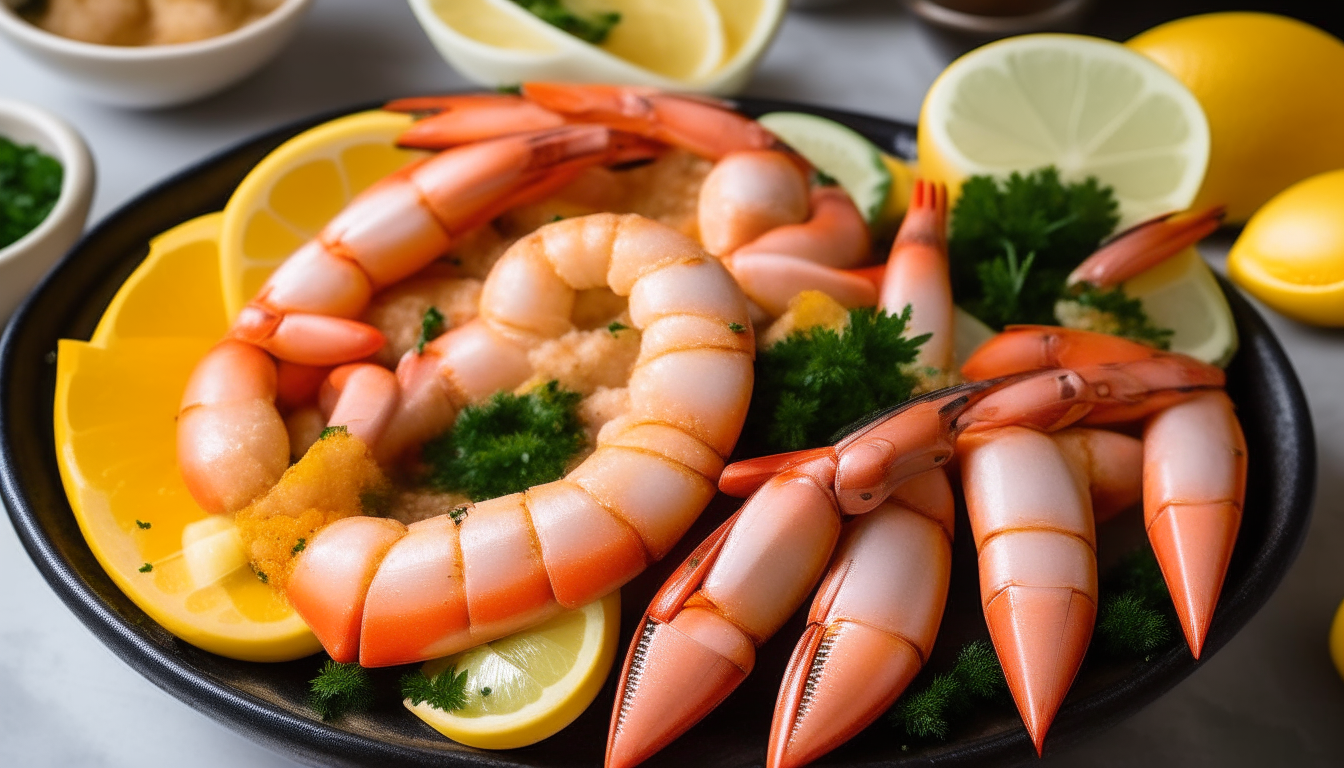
[[0, 98, 93, 324]]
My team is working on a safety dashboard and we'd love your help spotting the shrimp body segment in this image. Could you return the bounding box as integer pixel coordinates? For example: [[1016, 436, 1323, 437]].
[[283, 214, 757, 667], [880, 179, 953, 373]]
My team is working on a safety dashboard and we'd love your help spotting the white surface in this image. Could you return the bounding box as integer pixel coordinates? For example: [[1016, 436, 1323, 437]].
[[2, 1, 1343, 767]]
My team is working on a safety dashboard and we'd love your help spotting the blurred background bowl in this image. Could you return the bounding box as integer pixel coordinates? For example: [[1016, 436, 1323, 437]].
[[406, 0, 786, 96], [0, 99, 93, 325], [0, 0, 314, 109], [907, 0, 1092, 37]]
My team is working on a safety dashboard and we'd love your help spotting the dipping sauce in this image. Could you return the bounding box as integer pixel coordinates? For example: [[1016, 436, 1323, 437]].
[[0, 135, 63, 250], [22, 0, 284, 46]]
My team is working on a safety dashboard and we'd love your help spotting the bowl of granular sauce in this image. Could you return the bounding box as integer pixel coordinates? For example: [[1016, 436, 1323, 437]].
[[0, 99, 93, 323], [0, 0, 315, 108]]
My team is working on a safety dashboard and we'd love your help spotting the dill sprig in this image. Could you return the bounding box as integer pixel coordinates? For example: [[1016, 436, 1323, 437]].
[[744, 306, 927, 454], [309, 660, 374, 721], [401, 666, 470, 712], [424, 380, 585, 501]]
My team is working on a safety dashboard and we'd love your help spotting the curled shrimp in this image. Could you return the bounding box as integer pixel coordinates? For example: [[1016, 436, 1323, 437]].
[[178, 126, 655, 514], [277, 214, 756, 667]]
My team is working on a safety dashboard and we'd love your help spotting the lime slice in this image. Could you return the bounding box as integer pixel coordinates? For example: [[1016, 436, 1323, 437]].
[[407, 591, 620, 749], [1122, 247, 1238, 366], [757, 111, 894, 225], [918, 34, 1211, 230]]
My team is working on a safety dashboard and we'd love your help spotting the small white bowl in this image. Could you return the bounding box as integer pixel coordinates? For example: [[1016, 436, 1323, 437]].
[[0, 0, 314, 109], [0, 99, 94, 324], [408, 0, 785, 96]]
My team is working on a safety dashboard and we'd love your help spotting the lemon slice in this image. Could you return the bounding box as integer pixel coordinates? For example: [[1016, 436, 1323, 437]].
[[918, 34, 1211, 230], [953, 306, 996, 368], [54, 214, 321, 662], [570, 0, 725, 81], [407, 592, 621, 749], [757, 112, 894, 225], [218, 110, 428, 319], [1121, 247, 1238, 366]]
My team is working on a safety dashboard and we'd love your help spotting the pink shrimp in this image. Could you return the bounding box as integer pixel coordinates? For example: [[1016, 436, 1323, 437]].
[[178, 126, 654, 514], [282, 214, 757, 667]]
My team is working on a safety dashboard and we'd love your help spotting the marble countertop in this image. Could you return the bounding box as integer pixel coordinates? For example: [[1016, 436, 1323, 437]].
[[3, 1, 1343, 766]]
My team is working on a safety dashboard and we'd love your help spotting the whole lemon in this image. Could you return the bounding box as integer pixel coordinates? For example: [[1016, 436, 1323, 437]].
[[1227, 169, 1344, 326], [1128, 13, 1344, 223]]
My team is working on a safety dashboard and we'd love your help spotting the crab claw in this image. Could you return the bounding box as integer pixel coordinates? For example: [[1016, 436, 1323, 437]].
[[1066, 205, 1225, 288], [769, 471, 954, 768], [1143, 391, 1246, 658]]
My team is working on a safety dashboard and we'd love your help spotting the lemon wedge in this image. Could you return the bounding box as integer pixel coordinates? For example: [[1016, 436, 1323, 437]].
[[1121, 247, 1237, 366], [407, 592, 621, 749], [218, 110, 428, 319], [54, 214, 321, 662], [918, 34, 1211, 230], [1228, 168, 1344, 327], [410, 0, 784, 95]]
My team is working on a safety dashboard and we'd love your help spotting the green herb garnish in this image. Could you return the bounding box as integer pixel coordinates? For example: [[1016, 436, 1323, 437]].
[[607, 321, 629, 335], [728, 322, 746, 334], [496, 84, 523, 96], [949, 167, 1120, 329], [0, 136, 63, 249], [135, 519, 151, 530], [448, 505, 470, 526], [416, 306, 446, 354], [310, 660, 374, 720], [511, 0, 621, 44], [254, 568, 269, 584], [744, 307, 927, 454], [813, 169, 838, 187], [138, 562, 153, 573], [319, 425, 348, 441], [401, 666, 470, 712], [425, 380, 585, 501], [889, 640, 1006, 741], [291, 537, 307, 555], [480, 687, 492, 697], [1058, 283, 1174, 349]]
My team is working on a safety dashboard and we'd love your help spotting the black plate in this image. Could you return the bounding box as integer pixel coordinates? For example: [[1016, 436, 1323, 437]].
[[0, 99, 1316, 768]]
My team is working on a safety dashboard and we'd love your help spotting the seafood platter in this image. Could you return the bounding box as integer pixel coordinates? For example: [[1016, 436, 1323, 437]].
[[0, 52, 1316, 768]]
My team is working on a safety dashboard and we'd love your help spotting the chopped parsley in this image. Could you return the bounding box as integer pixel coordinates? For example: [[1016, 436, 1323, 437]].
[[425, 381, 585, 501], [448, 505, 470, 526], [728, 322, 746, 334], [135, 519, 151, 530], [138, 562, 153, 573], [480, 687, 492, 697], [291, 538, 307, 555], [319, 425, 348, 441], [607, 321, 629, 335], [511, 0, 621, 44], [496, 84, 523, 96], [401, 666, 469, 712], [416, 306, 446, 354], [813, 169, 838, 187], [0, 136, 63, 249], [254, 568, 269, 584], [743, 306, 927, 454], [949, 167, 1120, 329], [309, 660, 374, 720]]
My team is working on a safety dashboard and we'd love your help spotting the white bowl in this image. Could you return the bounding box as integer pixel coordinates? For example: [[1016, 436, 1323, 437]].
[[0, 0, 314, 109], [0, 99, 94, 325], [408, 0, 785, 96]]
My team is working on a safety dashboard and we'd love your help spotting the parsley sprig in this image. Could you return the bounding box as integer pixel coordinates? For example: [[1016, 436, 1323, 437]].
[[511, 0, 621, 44], [425, 380, 585, 500], [743, 307, 927, 454]]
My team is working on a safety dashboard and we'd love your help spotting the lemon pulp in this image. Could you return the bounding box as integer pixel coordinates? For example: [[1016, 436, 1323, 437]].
[[918, 33, 1210, 230]]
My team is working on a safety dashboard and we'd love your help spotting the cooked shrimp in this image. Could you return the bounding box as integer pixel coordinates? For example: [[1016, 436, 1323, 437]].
[[178, 126, 652, 513], [282, 214, 756, 667], [880, 180, 953, 374]]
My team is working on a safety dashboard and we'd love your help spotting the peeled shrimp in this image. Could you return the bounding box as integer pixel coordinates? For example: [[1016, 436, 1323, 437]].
[[283, 214, 757, 667]]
